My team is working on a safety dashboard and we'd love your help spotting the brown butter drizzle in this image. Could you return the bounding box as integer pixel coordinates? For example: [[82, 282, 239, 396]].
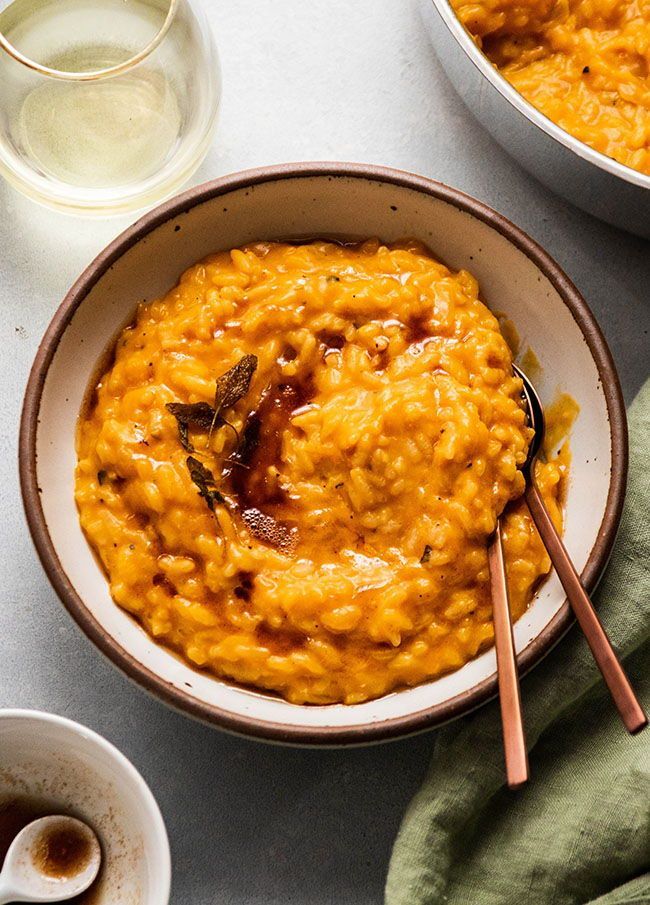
[[229, 376, 315, 553]]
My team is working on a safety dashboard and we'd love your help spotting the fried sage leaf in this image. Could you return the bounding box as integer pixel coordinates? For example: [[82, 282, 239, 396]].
[[167, 401, 219, 451], [167, 401, 217, 430], [178, 421, 191, 452], [167, 356, 258, 451], [186, 456, 226, 511], [214, 354, 258, 416], [420, 544, 432, 564]]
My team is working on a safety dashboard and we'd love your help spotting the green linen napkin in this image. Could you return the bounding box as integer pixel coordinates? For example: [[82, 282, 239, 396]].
[[386, 380, 650, 905]]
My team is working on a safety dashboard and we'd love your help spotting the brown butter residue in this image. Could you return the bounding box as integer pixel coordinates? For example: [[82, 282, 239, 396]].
[[33, 823, 92, 879], [0, 798, 44, 865]]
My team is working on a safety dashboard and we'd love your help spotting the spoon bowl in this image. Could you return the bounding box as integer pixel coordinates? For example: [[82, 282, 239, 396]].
[[512, 364, 544, 469], [0, 815, 101, 904]]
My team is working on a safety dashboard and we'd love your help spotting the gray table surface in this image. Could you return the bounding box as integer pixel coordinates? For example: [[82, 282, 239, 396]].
[[1, 1, 648, 903]]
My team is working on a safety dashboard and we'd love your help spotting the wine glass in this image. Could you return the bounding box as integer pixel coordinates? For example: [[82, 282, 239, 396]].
[[0, 0, 221, 215]]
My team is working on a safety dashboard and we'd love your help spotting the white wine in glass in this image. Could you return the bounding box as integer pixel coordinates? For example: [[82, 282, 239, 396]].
[[0, 0, 221, 214]]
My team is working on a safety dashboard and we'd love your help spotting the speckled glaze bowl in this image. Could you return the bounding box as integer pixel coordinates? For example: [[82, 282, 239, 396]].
[[420, 0, 650, 238], [20, 163, 627, 745], [0, 709, 171, 903]]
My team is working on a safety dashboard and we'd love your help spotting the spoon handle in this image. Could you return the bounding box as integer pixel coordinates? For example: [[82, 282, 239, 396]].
[[0, 878, 18, 904], [525, 482, 647, 734], [488, 520, 529, 789]]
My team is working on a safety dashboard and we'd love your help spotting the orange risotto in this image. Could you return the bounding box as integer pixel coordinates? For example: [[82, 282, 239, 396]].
[[75, 240, 567, 705], [453, 0, 650, 176]]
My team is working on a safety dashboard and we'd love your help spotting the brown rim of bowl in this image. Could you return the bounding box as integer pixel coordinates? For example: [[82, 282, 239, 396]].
[[19, 162, 628, 746]]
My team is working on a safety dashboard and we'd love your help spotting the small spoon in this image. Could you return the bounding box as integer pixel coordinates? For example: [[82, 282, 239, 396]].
[[0, 815, 101, 904], [514, 364, 647, 735]]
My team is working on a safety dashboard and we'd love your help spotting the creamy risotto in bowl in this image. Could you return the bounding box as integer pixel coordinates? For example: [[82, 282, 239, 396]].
[[21, 166, 626, 741], [75, 238, 566, 705]]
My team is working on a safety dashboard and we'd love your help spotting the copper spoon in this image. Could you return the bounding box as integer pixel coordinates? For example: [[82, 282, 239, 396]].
[[513, 364, 647, 734], [488, 520, 529, 789]]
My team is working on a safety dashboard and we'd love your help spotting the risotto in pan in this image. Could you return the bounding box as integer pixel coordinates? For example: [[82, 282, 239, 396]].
[[453, 0, 650, 176], [75, 240, 567, 704]]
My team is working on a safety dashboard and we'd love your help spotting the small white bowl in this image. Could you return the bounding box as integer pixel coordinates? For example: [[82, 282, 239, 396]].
[[20, 163, 627, 744], [420, 0, 650, 238], [0, 710, 171, 904]]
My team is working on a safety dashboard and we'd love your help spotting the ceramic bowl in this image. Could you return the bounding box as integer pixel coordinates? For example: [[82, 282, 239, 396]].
[[20, 163, 627, 745], [419, 0, 650, 238], [0, 709, 171, 903]]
